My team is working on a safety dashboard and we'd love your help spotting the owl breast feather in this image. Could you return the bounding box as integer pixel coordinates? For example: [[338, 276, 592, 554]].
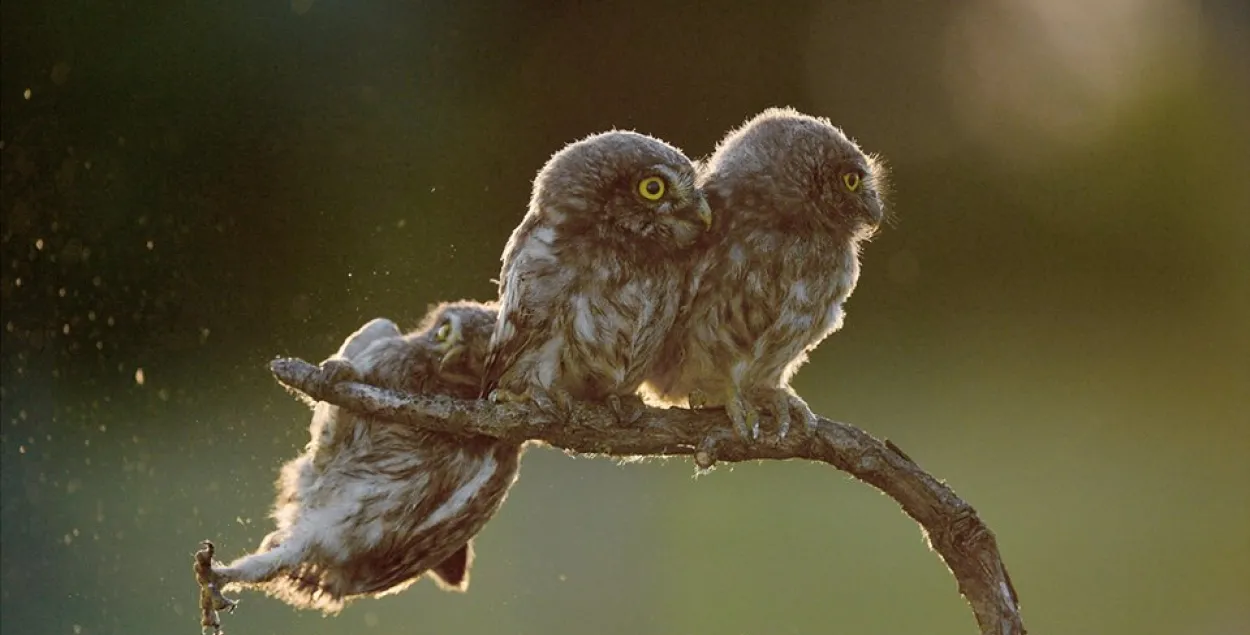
[[549, 272, 682, 399]]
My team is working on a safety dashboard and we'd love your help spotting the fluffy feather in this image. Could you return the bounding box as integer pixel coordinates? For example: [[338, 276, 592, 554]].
[[482, 130, 712, 415], [216, 301, 523, 613], [643, 107, 889, 439]]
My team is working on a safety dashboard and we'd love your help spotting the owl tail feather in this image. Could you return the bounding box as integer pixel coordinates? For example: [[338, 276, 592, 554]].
[[427, 542, 474, 592]]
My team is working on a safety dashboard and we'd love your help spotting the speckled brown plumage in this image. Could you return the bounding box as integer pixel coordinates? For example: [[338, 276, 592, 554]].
[[481, 130, 712, 418], [643, 107, 889, 439], [216, 301, 523, 613]]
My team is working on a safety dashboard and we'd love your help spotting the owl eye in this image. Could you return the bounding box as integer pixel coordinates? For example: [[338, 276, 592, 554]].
[[638, 176, 666, 201], [842, 171, 862, 193], [434, 322, 453, 342]]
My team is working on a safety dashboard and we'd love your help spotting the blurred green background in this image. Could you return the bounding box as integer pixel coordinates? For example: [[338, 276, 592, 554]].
[[3, 1, 1248, 634]]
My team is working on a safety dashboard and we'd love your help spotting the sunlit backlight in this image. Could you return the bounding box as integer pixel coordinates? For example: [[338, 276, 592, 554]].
[[942, 0, 1205, 161]]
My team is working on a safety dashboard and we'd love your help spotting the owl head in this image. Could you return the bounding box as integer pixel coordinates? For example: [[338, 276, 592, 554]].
[[418, 300, 500, 389], [705, 107, 889, 240], [530, 130, 713, 253]]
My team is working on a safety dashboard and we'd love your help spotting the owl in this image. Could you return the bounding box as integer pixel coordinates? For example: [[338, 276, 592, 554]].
[[481, 130, 712, 419], [214, 301, 524, 613], [643, 108, 888, 439]]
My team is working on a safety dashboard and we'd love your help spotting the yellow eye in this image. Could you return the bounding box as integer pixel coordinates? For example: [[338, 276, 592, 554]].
[[638, 176, 666, 201], [842, 172, 862, 192], [435, 322, 452, 342]]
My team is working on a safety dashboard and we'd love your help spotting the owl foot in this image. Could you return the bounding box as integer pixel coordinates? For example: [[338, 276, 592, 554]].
[[606, 393, 646, 425], [534, 387, 576, 422], [725, 391, 762, 440], [489, 387, 574, 422], [687, 389, 710, 410], [754, 386, 818, 439]]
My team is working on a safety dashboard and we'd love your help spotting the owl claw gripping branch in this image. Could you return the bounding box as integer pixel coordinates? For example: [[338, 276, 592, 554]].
[[488, 385, 577, 423]]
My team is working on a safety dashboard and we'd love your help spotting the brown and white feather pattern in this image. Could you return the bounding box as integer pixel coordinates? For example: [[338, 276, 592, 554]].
[[643, 107, 888, 438], [217, 301, 524, 613], [482, 130, 711, 405]]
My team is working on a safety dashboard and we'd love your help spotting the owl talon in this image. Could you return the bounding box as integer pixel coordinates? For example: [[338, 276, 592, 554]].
[[784, 390, 818, 438], [725, 394, 758, 440], [543, 388, 576, 422], [687, 389, 710, 410], [762, 387, 817, 440], [799, 407, 819, 435], [606, 394, 646, 425], [529, 391, 560, 419], [493, 387, 574, 422], [772, 396, 794, 440]]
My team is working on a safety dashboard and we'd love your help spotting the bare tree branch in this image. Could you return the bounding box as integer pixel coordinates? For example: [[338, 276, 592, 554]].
[[256, 356, 1025, 635]]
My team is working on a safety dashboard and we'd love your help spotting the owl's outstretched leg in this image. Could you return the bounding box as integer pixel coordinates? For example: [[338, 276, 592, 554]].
[[215, 530, 314, 589]]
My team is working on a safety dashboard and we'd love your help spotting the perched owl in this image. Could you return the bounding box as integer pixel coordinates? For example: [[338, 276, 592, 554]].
[[481, 130, 712, 419], [643, 108, 888, 439], [214, 301, 524, 613]]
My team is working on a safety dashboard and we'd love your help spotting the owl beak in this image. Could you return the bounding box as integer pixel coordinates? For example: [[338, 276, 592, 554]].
[[436, 325, 464, 371], [695, 196, 713, 230], [439, 344, 465, 374], [866, 202, 885, 228]]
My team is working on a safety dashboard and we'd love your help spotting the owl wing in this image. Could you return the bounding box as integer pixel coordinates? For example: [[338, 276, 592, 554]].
[[479, 219, 553, 397], [480, 268, 532, 396], [333, 318, 402, 362], [426, 542, 473, 591]]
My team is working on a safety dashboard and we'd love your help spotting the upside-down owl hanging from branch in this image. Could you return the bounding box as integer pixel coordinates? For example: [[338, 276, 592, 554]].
[[212, 301, 524, 613]]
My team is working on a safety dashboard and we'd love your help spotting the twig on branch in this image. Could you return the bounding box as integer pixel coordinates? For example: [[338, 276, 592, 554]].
[[260, 356, 1025, 635]]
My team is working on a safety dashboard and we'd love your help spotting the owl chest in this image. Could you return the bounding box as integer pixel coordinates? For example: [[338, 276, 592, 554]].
[[719, 237, 857, 341], [556, 277, 678, 392]]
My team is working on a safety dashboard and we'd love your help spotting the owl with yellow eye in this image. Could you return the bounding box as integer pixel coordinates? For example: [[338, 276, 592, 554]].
[[482, 130, 713, 419], [643, 107, 889, 440]]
